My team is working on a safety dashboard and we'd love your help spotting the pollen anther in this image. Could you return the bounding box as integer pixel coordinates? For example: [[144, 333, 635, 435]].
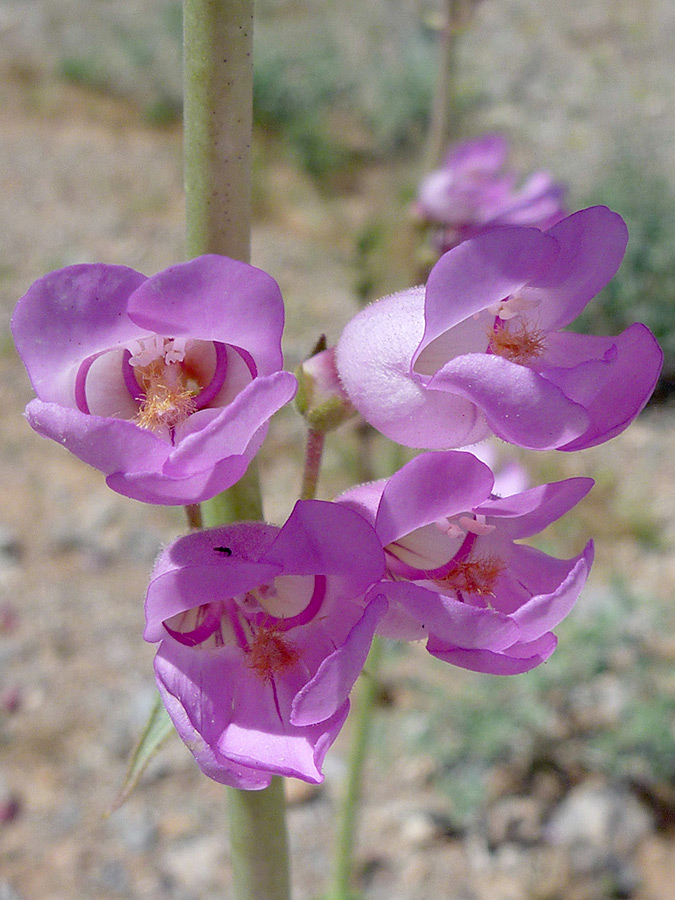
[[439, 554, 506, 597], [488, 319, 546, 366], [134, 359, 197, 432], [247, 625, 301, 681]]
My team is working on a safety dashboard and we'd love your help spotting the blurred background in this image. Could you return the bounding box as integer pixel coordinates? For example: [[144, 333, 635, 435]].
[[0, 1, 674, 898]]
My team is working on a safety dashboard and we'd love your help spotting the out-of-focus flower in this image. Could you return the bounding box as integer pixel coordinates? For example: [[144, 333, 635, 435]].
[[144, 500, 386, 788], [12, 256, 297, 504], [337, 207, 663, 452], [338, 451, 594, 675], [416, 133, 567, 254]]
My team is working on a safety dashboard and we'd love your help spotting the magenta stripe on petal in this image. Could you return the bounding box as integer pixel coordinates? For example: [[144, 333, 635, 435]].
[[122, 349, 144, 402], [267, 576, 327, 632], [163, 607, 222, 647], [193, 341, 229, 409], [74, 352, 106, 414]]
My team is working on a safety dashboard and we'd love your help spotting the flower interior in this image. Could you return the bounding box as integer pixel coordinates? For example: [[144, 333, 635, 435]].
[[163, 573, 327, 681], [385, 512, 505, 606], [74, 335, 254, 442]]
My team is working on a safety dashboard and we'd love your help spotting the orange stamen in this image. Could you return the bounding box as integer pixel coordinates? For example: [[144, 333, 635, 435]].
[[439, 554, 506, 597], [488, 319, 546, 366], [134, 359, 197, 432], [247, 625, 300, 681]]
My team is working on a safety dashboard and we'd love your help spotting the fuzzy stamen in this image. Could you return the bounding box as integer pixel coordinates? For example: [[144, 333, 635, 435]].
[[488, 319, 547, 366], [134, 358, 197, 432], [439, 554, 506, 597], [247, 625, 301, 681]]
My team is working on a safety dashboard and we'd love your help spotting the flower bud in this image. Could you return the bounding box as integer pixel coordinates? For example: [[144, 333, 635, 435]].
[[295, 346, 356, 433]]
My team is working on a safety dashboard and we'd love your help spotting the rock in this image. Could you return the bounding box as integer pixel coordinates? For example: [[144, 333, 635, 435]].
[[484, 796, 543, 848], [545, 780, 654, 874], [0, 526, 22, 563]]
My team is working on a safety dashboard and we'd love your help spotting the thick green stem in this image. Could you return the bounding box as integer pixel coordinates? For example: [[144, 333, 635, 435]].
[[201, 461, 264, 527], [228, 777, 292, 900], [329, 636, 384, 900], [183, 3, 291, 899], [184, 0, 253, 262]]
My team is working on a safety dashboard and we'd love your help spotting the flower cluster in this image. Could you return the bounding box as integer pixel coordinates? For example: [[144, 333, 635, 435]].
[[13, 202, 662, 788], [415, 133, 568, 256]]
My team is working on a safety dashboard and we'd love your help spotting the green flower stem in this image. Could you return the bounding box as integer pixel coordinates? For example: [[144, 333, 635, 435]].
[[329, 635, 384, 900], [183, 3, 291, 900], [300, 428, 326, 500], [201, 461, 264, 527], [184, 0, 253, 263], [425, 0, 462, 171], [227, 776, 292, 900]]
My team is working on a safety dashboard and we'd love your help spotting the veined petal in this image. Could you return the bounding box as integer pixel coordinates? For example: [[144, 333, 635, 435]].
[[217, 663, 349, 783], [155, 643, 271, 790]]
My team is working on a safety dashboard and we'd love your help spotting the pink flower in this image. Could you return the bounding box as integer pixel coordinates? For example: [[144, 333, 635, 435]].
[[416, 133, 567, 254], [337, 206, 663, 451], [144, 500, 386, 787], [338, 451, 594, 675], [11, 256, 297, 504]]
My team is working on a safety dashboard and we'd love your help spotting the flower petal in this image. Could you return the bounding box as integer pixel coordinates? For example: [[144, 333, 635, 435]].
[[265, 500, 385, 597], [543, 325, 663, 451], [377, 581, 519, 651], [166, 371, 298, 473], [522, 206, 628, 331], [11, 264, 147, 404], [25, 399, 169, 475], [154, 643, 272, 789], [126, 256, 286, 376], [510, 542, 593, 641], [373, 450, 494, 547], [217, 664, 349, 783], [475, 477, 594, 539], [417, 226, 559, 358], [337, 289, 488, 448], [291, 594, 388, 726], [428, 353, 590, 449], [428, 632, 557, 674]]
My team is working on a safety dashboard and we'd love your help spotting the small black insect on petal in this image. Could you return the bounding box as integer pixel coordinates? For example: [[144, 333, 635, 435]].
[[214, 546, 232, 556]]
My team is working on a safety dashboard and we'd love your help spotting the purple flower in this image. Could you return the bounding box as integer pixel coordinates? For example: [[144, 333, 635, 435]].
[[337, 206, 663, 452], [11, 256, 297, 504], [144, 500, 386, 787], [416, 133, 567, 254], [337, 451, 594, 675]]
